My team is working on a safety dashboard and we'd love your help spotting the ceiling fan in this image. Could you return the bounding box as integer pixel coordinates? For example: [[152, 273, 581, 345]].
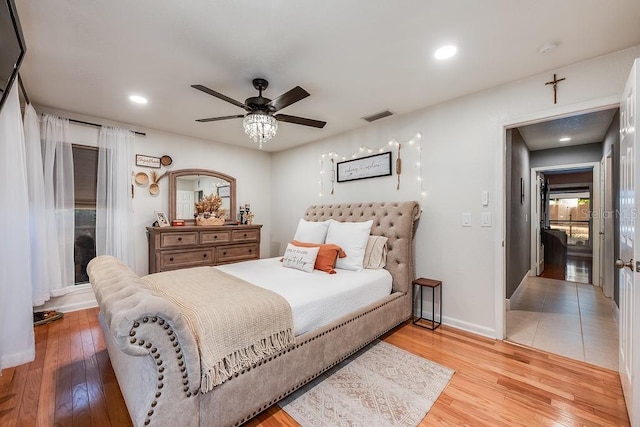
[[192, 78, 326, 148]]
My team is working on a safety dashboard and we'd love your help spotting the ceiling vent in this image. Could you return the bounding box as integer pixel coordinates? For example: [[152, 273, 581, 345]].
[[362, 110, 393, 123]]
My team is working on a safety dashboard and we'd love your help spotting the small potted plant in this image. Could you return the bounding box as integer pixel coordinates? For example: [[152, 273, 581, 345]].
[[195, 194, 226, 226]]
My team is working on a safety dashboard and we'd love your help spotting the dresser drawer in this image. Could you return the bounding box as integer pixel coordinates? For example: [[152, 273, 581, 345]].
[[160, 232, 198, 248], [231, 229, 260, 242], [160, 249, 213, 269], [216, 244, 259, 263], [200, 230, 231, 244]]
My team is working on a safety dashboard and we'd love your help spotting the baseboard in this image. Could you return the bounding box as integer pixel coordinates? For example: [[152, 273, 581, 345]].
[[33, 284, 98, 314], [441, 316, 496, 339], [505, 270, 530, 312]]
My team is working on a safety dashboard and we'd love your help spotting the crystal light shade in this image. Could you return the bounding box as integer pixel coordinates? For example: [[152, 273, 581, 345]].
[[243, 112, 278, 149]]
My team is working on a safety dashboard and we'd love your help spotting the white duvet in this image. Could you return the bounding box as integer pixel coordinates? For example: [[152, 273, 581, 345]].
[[216, 257, 392, 336]]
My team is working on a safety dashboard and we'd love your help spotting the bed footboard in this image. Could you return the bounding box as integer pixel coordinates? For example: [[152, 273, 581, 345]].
[[88, 256, 202, 427]]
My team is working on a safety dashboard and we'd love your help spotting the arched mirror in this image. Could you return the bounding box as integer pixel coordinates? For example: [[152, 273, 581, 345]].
[[169, 169, 236, 224]]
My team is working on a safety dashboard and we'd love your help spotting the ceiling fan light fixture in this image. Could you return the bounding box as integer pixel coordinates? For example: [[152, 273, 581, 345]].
[[243, 112, 278, 149]]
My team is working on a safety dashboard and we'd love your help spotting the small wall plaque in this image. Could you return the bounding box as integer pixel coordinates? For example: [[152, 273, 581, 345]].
[[136, 154, 161, 168]]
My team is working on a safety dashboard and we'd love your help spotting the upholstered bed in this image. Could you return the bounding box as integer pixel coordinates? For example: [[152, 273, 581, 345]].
[[88, 201, 420, 426]]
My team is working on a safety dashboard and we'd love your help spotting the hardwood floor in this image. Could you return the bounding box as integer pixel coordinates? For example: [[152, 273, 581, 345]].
[[0, 308, 630, 426], [540, 255, 593, 284]]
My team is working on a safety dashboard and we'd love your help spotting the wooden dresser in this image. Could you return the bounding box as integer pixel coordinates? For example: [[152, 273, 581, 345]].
[[146, 224, 262, 273]]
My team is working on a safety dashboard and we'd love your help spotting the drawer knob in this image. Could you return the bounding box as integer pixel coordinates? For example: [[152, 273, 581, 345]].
[[214, 235, 217, 239], [248, 249, 252, 253], [243, 233, 247, 238], [203, 253, 207, 258], [223, 251, 227, 256], [169, 257, 174, 261], [178, 237, 182, 241]]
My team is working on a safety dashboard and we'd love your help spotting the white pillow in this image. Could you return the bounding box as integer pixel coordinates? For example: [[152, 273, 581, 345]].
[[325, 220, 373, 271], [363, 235, 388, 269], [293, 219, 330, 244], [282, 243, 320, 273]]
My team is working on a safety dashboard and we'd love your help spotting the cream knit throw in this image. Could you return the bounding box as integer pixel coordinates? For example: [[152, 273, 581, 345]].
[[142, 266, 294, 392]]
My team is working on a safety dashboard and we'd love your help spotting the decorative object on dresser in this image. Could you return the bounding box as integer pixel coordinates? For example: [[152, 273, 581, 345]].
[[194, 193, 226, 225], [169, 168, 237, 225], [146, 223, 261, 273]]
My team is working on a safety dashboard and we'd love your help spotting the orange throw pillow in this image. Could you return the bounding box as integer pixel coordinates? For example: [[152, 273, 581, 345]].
[[291, 240, 346, 274]]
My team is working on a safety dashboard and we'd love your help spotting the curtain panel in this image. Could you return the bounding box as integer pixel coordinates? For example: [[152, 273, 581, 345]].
[[0, 83, 34, 369], [41, 114, 75, 294], [23, 104, 56, 305], [96, 126, 135, 268]]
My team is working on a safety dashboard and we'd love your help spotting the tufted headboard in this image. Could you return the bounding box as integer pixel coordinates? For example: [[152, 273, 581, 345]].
[[303, 201, 421, 296]]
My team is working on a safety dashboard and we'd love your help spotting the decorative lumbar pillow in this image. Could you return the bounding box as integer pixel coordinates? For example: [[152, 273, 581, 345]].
[[293, 219, 330, 244], [363, 235, 388, 269], [282, 243, 320, 273], [291, 240, 346, 274], [325, 219, 373, 271]]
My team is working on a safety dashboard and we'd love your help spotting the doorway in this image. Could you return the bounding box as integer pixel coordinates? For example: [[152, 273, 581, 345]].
[[503, 107, 619, 369]]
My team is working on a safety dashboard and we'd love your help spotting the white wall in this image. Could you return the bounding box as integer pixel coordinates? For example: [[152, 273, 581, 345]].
[[271, 45, 640, 337], [34, 108, 272, 311]]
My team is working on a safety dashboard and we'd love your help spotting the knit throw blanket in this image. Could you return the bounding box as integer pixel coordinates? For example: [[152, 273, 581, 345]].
[[142, 267, 294, 393]]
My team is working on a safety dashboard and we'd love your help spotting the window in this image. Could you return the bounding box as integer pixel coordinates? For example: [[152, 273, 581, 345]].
[[548, 192, 591, 247], [72, 145, 98, 284]]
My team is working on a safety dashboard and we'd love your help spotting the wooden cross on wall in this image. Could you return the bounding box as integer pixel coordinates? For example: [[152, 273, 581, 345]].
[[545, 73, 566, 104]]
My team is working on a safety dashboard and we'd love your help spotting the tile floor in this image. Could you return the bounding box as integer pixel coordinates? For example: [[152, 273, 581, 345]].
[[506, 276, 619, 370]]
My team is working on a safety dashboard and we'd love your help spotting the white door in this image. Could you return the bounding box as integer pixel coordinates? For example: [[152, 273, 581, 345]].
[[604, 154, 614, 298], [535, 173, 544, 275], [177, 190, 195, 218], [617, 58, 639, 425]]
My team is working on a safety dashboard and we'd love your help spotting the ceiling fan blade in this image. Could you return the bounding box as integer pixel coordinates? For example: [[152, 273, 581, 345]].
[[191, 84, 247, 109], [196, 114, 245, 123], [268, 86, 310, 111], [275, 114, 326, 128]]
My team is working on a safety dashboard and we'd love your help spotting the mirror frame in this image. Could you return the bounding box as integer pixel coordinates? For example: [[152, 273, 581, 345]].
[[169, 168, 237, 225]]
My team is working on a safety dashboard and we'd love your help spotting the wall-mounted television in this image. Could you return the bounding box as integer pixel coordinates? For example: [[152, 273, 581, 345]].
[[0, 0, 26, 113]]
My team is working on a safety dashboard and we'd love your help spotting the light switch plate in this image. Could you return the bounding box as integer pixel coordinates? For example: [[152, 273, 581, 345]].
[[480, 212, 492, 227], [462, 213, 472, 227], [482, 191, 489, 206]]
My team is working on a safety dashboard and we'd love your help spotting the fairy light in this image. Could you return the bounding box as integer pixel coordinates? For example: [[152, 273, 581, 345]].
[[318, 132, 424, 206]]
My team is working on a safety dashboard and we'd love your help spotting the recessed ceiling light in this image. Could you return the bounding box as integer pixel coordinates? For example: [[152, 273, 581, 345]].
[[559, 136, 571, 142], [434, 45, 457, 60], [129, 95, 148, 104]]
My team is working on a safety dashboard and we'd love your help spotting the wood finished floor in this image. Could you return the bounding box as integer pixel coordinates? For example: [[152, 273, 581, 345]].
[[540, 255, 592, 284], [0, 307, 629, 426]]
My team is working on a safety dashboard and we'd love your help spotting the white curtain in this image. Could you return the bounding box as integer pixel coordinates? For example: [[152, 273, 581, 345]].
[[0, 83, 35, 369], [96, 126, 135, 268], [41, 114, 75, 294], [23, 104, 55, 305]]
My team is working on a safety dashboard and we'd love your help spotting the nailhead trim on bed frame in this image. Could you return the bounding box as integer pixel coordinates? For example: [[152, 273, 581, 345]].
[[130, 316, 193, 425]]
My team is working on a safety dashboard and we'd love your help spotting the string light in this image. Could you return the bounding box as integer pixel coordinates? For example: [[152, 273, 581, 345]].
[[318, 132, 424, 207]]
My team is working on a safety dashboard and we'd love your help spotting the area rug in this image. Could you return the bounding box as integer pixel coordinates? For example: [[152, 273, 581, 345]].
[[278, 340, 454, 426]]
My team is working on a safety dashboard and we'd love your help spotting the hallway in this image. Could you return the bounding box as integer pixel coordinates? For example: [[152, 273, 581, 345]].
[[506, 276, 618, 370]]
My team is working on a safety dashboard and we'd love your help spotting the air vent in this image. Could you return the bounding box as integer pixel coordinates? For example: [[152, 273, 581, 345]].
[[362, 110, 393, 123]]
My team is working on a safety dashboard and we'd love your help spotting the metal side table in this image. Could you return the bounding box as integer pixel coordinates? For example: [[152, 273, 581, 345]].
[[412, 277, 442, 330]]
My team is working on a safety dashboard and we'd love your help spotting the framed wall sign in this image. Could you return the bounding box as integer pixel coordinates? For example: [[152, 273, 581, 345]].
[[218, 185, 230, 198], [136, 154, 161, 168], [337, 152, 392, 183]]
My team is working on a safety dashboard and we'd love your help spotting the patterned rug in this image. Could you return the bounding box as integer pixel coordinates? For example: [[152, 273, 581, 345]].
[[278, 340, 454, 426]]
